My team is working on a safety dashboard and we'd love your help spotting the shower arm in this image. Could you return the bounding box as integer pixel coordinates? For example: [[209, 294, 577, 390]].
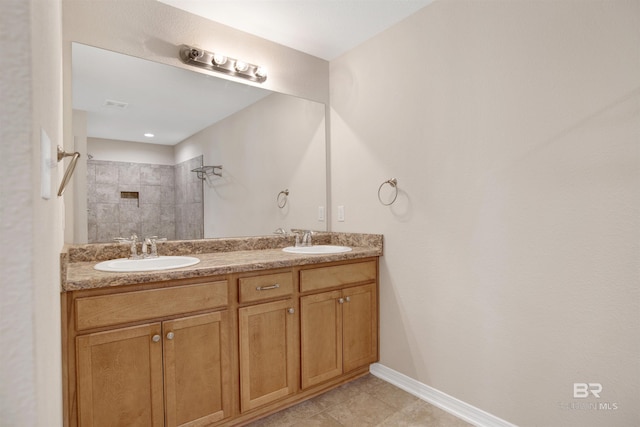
[[57, 146, 81, 197]]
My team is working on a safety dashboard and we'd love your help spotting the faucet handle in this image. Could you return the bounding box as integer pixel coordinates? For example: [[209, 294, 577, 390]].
[[292, 230, 314, 247], [113, 235, 141, 258], [303, 230, 314, 246], [113, 234, 139, 258], [144, 236, 166, 257]]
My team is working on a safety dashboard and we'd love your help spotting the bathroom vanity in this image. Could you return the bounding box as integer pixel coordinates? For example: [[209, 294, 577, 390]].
[[61, 233, 381, 427]]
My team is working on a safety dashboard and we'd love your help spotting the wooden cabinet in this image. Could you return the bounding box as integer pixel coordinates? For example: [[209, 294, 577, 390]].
[[68, 279, 231, 427], [238, 272, 294, 304], [164, 311, 231, 427], [74, 282, 228, 331], [300, 267, 378, 389], [76, 323, 164, 427], [76, 312, 230, 427], [64, 257, 378, 427], [342, 284, 378, 373], [300, 290, 343, 388], [239, 299, 297, 412]]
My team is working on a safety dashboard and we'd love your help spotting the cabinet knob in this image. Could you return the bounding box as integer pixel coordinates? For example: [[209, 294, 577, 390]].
[[166, 332, 175, 340], [287, 308, 295, 314], [152, 334, 161, 343], [345, 296, 351, 302], [338, 298, 344, 304]]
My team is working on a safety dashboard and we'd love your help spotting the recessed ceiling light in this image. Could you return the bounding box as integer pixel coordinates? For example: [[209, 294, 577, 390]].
[[144, 133, 155, 138]]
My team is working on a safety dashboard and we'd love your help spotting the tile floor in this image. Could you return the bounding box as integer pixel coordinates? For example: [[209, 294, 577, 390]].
[[246, 374, 474, 426]]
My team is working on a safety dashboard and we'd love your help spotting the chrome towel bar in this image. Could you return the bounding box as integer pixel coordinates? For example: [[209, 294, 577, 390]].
[[57, 146, 80, 196]]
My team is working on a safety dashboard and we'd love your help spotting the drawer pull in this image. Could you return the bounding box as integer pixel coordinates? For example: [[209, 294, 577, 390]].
[[256, 284, 280, 291], [152, 334, 161, 343]]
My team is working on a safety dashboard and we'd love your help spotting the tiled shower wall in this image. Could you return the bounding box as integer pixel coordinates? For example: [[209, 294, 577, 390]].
[[175, 156, 205, 240], [87, 156, 203, 243]]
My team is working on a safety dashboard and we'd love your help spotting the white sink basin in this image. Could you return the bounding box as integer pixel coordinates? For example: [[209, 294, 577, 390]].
[[282, 245, 352, 255], [94, 256, 200, 272]]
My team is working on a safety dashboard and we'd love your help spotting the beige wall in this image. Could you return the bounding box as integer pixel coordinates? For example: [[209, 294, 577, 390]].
[[72, 110, 87, 242], [176, 93, 327, 237], [0, 0, 64, 426], [15, 0, 635, 426], [88, 137, 176, 165], [330, 1, 639, 426]]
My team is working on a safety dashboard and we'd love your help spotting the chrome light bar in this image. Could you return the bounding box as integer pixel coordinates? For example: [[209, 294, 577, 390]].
[[179, 45, 267, 83]]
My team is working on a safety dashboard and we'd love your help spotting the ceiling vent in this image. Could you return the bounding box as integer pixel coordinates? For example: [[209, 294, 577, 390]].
[[103, 99, 129, 109]]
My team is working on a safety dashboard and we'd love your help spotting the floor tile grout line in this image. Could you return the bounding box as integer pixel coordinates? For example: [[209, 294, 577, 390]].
[[246, 374, 472, 426]]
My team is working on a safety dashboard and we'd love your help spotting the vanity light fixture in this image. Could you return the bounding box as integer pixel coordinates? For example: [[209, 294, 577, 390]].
[[234, 60, 249, 72], [179, 45, 267, 83], [144, 133, 154, 138], [255, 67, 268, 79], [212, 53, 227, 65]]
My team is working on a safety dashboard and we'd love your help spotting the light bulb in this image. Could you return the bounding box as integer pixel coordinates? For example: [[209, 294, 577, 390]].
[[234, 60, 249, 72], [255, 67, 267, 78], [212, 54, 227, 65], [188, 49, 202, 60]]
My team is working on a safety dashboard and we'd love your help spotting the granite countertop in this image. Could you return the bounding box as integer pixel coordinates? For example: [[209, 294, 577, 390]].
[[62, 232, 383, 292]]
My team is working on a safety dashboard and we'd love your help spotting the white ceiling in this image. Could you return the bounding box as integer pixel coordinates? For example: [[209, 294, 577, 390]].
[[73, 43, 271, 145], [158, 0, 434, 60], [74, 1, 435, 146]]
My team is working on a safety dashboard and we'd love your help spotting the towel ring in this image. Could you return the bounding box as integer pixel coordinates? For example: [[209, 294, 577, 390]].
[[378, 178, 398, 206], [277, 189, 289, 208]]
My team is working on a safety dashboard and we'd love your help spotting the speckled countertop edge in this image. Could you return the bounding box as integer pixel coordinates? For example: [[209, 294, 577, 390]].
[[62, 232, 383, 292]]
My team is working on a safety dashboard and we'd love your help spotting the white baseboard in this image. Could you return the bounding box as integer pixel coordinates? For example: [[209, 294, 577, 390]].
[[369, 363, 518, 427]]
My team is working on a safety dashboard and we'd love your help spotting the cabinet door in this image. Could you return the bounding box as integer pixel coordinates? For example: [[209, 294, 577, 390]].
[[76, 323, 164, 427], [342, 283, 378, 373], [300, 290, 343, 389], [239, 299, 296, 412], [164, 311, 231, 427]]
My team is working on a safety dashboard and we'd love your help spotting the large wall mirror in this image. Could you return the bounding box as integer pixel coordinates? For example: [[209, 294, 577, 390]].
[[72, 43, 327, 243]]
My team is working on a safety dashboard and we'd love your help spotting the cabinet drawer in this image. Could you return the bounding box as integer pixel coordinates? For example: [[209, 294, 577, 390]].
[[300, 261, 376, 293], [75, 281, 228, 331], [239, 272, 293, 303]]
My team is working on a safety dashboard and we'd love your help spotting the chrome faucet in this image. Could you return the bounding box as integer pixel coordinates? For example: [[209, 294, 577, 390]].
[[295, 230, 313, 247], [141, 236, 167, 258], [274, 228, 288, 236], [129, 234, 139, 258], [141, 238, 150, 257], [115, 234, 140, 259]]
